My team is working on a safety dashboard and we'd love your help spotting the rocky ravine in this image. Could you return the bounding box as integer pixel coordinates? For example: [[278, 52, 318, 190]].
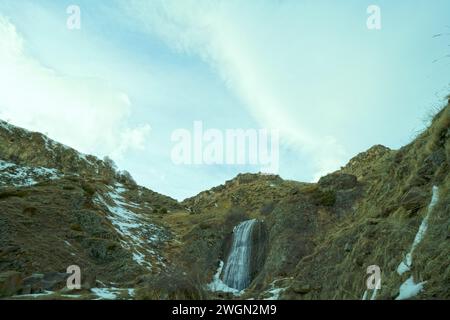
[[0, 102, 449, 300]]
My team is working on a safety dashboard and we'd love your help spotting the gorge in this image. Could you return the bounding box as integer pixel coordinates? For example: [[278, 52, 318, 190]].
[[0, 102, 449, 300]]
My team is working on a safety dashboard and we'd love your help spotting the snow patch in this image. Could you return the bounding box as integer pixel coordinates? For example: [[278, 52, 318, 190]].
[[0, 160, 15, 170], [0, 160, 61, 187], [396, 276, 426, 300], [262, 279, 287, 300], [264, 287, 285, 300], [13, 290, 54, 298], [393, 186, 439, 301], [91, 288, 118, 300], [94, 185, 169, 270], [397, 186, 439, 275], [91, 287, 135, 300]]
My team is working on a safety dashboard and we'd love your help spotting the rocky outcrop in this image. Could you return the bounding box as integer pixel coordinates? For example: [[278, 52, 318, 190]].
[[22, 272, 69, 294], [318, 173, 358, 190], [0, 120, 114, 180], [249, 220, 268, 281]]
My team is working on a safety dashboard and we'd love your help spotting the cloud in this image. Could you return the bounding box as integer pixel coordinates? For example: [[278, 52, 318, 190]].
[[0, 15, 150, 159], [120, 0, 350, 180]]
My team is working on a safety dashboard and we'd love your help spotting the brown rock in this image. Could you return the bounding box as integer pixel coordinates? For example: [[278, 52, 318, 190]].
[[318, 173, 358, 190], [291, 281, 312, 294], [22, 272, 69, 294], [0, 271, 23, 297], [291, 281, 313, 294], [22, 273, 45, 294]]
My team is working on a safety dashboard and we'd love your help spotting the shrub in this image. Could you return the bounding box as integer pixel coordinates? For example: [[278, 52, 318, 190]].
[[70, 223, 82, 232], [103, 156, 117, 172], [312, 189, 336, 207], [117, 170, 137, 187], [81, 182, 96, 196]]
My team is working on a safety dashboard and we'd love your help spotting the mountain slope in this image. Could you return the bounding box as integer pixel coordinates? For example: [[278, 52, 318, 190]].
[[0, 120, 181, 298], [0, 102, 448, 300], [161, 103, 449, 300]]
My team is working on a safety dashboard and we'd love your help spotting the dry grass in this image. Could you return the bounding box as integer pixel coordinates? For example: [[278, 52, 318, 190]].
[[135, 270, 209, 300]]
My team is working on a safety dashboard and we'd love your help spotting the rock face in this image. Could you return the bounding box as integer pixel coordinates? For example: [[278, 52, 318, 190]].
[[249, 220, 268, 282]]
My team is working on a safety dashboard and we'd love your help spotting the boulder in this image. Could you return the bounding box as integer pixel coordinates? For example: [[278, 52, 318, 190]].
[[291, 281, 312, 294], [0, 271, 23, 297], [22, 272, 69, 294], [42, 272, 70, 291], [318, 173, 357, 190], [22, 273, 45, 294]]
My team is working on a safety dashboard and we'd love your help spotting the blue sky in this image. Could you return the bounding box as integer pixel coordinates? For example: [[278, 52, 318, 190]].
[[0, 0, 449, 200]]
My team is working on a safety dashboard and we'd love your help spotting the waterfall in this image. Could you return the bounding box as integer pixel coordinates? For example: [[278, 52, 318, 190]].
[[221, 219, 257, 291]]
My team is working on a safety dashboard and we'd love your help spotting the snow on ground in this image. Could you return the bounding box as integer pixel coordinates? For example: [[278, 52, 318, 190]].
[[13, 290, 55, 298], [91, 287, 135, 300], [264, 287, 285, 300], [91, 288, 118, 300], [392, 186, 440, 300], [0, 160, 15, 170], [94, 184, 169, 270], [262, 279, 288, 300], [207, 261, 242, 295], [0, 160, 61, 187], [60, 294, 83, 299], [395, 276, 427, 300], [397, 186, 439, 276], [363, 186, 439, 301]]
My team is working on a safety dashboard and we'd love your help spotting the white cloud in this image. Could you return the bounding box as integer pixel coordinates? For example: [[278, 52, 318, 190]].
[[121, 0, 350, 180], [0, 15, 150, 159]]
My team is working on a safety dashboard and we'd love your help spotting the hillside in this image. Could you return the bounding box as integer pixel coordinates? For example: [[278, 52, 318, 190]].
[[0, 101, 448, 300], [157, 102, 449, 300], [0, 120, 181, 299]]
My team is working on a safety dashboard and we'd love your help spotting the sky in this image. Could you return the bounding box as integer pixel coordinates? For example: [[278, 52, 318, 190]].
[[0, 0, 449, 200]]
